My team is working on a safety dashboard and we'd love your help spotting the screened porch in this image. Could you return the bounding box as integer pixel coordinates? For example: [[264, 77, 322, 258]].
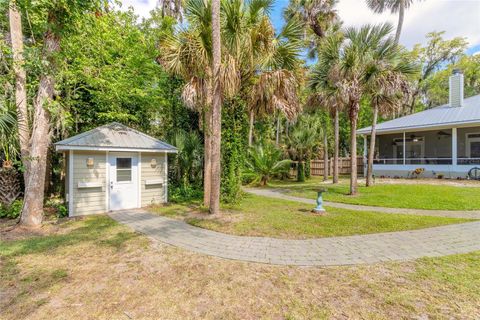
[[367, 126, 480, 166]]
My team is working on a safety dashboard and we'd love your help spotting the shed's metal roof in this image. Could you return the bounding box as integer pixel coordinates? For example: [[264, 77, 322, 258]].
[[55, 122, 177, 152], [358, 94, 480, 135]]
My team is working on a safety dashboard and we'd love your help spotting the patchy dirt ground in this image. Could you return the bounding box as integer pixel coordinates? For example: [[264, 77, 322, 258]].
[[1, 216, 479, 319]]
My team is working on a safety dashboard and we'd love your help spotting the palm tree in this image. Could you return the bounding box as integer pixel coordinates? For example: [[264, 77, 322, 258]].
[[308, 37, 345, 184], [159, 0, 301, 207], [248, 69, 302, 146], [366, 0, 420, 44], [284, 0, 338, 39], [158, 0, 241, 208], [245, 143, 292, 186], [364, 53, 417, 186], [246, 17, 304, 146], [286, 116, 321, 182], [316, 23, 399, 195], [0, 105, 18, 168], [209, 0, 222, 214]]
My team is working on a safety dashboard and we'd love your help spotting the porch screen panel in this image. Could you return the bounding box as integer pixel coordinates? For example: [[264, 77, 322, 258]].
[[404, 129, 452, 165], [458, 127, 480, 164]]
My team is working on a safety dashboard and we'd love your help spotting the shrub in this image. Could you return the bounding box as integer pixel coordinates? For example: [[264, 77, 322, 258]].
[[244, 143, 292, 186], [0, 199, 23, 219], [45, 199, 69, 218], [169, 184, 203, 203], [56, 204, 68, 218]]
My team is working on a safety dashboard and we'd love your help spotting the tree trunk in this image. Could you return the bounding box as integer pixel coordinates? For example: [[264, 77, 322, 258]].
[[9, 2, 30, 182], [297, 161, 305, 182], [275, 114, 280, 146], [248, 110, 254, 147], [349, 103, 359, 196], [333, 108, 339, 184], [323, 133, 328, 181], [394, 4, 405, 44], [409, 89, 419, 114], [209, 0, 222, 215], [203, 107, 212, 207], [366, 104, 378, 187], [260, 176, 267, 186], [20, 28, 60, 227]]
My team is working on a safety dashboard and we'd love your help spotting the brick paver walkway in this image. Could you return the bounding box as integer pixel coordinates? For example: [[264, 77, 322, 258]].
[[109, 210, 480, 266], [246, 188, 480, 219]]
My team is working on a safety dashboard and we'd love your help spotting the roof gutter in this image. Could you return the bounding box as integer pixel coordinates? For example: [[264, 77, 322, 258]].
[[55, 145, 178, 153], [357, 119, 480, 135]]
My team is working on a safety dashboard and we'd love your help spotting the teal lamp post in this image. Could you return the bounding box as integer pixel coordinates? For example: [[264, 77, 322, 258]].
[[313, 188, 327, 214]]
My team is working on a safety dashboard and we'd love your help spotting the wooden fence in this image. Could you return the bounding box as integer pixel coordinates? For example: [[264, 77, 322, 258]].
[[289, 157, 364, 178]]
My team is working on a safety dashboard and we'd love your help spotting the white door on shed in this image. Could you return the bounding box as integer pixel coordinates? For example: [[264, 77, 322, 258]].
[[108, 152, 139, 210]]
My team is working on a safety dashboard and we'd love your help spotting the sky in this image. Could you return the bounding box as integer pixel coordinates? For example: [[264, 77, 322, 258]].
[[120, 0, 480, 54]]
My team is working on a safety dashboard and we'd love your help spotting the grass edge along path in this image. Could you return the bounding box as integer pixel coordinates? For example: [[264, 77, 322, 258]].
[[268, 178, 480, 211], [149, 194, 473, 239]]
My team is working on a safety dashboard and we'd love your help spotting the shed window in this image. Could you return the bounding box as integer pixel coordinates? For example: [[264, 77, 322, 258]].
[[116, 158, 132, 182]]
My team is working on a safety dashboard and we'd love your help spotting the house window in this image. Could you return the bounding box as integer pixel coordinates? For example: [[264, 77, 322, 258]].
[[116, 158, 132, 182]]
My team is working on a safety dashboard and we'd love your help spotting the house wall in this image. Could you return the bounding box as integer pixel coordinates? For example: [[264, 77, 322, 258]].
[[71, 151, 107, 216], [140, 152, 167, 206]]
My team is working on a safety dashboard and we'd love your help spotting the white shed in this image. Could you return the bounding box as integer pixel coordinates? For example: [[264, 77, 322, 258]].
[[55, 122, 177, 216]]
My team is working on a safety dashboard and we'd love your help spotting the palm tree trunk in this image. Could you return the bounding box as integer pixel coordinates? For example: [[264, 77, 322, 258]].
[[9, 3, 30, 182], [366, 104, 378, 187], [323, 133, 328, 181], [248, 110, 254, 146], [203, 107, 212, 207], [395, 3, 405, 44], [209, 0, 222, 215], [275, 114, 280, 146], [297, 161, 305, 182], [333, 108, 339, 184], [349, 104, 359, 195], [20, 28, 60, 227]]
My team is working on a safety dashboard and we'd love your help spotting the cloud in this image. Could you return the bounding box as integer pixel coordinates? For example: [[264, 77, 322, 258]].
[[337, 0, 480, 49], [117, 0, 157, 19], [122, 0, 480, 50]]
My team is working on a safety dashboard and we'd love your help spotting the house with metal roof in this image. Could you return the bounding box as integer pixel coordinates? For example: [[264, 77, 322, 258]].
[[55, 122, 177, 216], [358, 70, 480, 179]]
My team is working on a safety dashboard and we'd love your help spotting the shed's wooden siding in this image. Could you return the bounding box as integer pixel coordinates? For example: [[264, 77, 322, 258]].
[[140, 152, 166, 206], [72, 151, 106, 216]]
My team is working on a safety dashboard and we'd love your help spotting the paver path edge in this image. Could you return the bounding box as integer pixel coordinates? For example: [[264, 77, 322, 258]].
[[109, 210, 480, 266]]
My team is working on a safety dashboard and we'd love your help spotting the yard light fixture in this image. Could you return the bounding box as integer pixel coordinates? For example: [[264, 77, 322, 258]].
[[86, 157, 94, 167], [150, 158, 157, 168]]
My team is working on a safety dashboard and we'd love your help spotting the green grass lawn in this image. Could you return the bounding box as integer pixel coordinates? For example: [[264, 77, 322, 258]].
[[1, 216, 479, 318], [269, 178, 480, 211], [149, 194, 472, 239]]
